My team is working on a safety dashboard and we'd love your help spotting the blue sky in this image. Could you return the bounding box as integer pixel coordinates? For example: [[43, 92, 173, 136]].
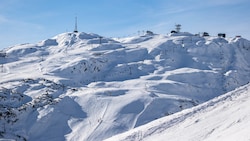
[[0, 0, 250, 49]]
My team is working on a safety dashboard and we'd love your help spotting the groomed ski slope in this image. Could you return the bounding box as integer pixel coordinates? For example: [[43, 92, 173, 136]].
[[105, 83, 250, 141]]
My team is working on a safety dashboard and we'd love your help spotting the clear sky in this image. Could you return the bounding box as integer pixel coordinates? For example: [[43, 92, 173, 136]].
[[0, 0, 250, 49]]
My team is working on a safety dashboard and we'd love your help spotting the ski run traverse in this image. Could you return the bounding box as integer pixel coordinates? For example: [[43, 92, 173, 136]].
[[106, 83, 250, 141]]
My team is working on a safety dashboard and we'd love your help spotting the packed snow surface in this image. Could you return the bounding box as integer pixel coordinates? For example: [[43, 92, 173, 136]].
[[0, 32, 250, 140], [106, 83, 250, 141]]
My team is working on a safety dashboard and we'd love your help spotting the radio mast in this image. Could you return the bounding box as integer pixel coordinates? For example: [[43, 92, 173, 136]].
[[74, 16, 78, 33], [175, 24, 181, 33]]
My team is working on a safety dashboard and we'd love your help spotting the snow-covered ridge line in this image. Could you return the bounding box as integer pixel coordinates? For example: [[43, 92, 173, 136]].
[[0, 32, 250, 140]]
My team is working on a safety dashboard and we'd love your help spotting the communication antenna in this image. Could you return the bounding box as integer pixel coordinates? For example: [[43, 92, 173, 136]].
[[175, 24, 181, 33], [74, 16, 78, 33]]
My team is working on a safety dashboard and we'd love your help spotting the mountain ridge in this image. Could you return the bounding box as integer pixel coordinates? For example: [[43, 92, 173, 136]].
[[0, 32, 250, 140]]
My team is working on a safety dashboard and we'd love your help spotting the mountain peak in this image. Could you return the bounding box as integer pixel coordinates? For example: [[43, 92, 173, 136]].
[[0, 32, 250, 140]]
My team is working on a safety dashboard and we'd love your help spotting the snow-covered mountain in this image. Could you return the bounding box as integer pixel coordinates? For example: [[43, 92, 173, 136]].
[[105, 83, 250, 141], [0, 32, 249, 141]]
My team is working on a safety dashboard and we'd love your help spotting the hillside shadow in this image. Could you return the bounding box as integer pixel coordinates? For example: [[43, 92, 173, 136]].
[[28, 96, 87, 141]]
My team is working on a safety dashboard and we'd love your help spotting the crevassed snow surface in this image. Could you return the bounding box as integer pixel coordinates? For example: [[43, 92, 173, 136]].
[[105, 83, 250, 141], [0, 32, 250, 141]]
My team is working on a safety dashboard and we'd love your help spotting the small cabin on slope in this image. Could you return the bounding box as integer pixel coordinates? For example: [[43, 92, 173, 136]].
[[202, 32, 210, 37], [218, 33, 226, 38], [146, 30, 154, 35]]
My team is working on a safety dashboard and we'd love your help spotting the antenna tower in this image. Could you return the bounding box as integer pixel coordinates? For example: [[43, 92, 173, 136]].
[[74, 16, 78, 33], [175, 24, 181, 33]]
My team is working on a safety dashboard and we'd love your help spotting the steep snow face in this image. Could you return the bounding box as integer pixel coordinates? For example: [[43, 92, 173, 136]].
[[0, 32, 250, 140], [105, 83, 250, 141]]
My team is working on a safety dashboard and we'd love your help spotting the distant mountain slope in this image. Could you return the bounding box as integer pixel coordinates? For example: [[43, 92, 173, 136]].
[[0, 32, 249, 140], [105, 83, 250, 141]]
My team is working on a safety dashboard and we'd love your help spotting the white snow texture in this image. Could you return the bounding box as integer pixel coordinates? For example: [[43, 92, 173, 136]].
[[0, 32, 250, 141]]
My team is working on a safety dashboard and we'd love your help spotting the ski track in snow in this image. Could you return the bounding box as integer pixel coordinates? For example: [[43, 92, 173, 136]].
[[87, 101, 110, 141], [106, 84, 250, 141]]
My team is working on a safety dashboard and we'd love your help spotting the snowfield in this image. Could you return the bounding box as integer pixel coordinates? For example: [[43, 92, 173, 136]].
[[0, 32, 250, 141], [105, 83, 250, 141]]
